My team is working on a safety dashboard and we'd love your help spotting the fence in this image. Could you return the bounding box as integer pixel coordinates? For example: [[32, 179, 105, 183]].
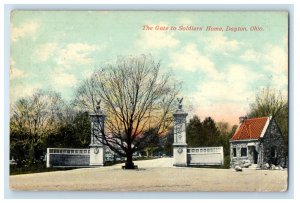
[[187, 146, 224, 166], [46, 148, 90, 167]]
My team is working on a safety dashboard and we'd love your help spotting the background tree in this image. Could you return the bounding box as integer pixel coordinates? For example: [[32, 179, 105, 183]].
[[10, 90, 65, 165], [216, 122, 230, 135], [160, 128, 174, 156], [10, 90, 92, 167], [186, 116, 220, 147], [186, 115, 202, 147], [216, 123, 238, 167], [140, 128, 160, 157], [202, 117, 220, 146], [248, 87, 288, 144], [186, 116, 237, 168], [75, 54, 180, 169], [45, 111, 91, 149]]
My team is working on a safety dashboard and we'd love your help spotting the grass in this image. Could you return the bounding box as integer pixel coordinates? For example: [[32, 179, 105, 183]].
[[10, 156, 161, 175], [10, 163, 78, 175]]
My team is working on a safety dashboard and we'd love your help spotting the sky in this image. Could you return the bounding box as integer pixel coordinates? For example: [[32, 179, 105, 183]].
[[10, 11, 288, 125]]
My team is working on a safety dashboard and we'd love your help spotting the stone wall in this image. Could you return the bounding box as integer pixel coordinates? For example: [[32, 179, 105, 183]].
[[49, 154, 90, 167], [261, 119, 287, 167], [187, 147, 224, 166]]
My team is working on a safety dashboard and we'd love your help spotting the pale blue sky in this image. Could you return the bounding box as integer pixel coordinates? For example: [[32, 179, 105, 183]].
[[10, 11, 288, 125]]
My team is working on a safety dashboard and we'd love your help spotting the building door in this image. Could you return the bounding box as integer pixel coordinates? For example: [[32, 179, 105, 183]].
[[252, 147, 258, 164], [249, 146, 258, 164]]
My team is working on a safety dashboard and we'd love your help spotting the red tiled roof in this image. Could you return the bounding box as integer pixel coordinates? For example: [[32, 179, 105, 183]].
[[230, 117, 269, 141]]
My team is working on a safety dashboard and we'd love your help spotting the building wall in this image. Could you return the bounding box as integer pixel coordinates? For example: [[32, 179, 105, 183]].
[[230, 141, 260, 167], [261, 119, 287, 167]]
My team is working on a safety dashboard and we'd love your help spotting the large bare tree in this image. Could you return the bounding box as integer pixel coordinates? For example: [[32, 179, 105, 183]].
[[75, 54, 180, 169]]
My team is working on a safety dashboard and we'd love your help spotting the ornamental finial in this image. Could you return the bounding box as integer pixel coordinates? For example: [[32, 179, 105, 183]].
[[177, 97, 183, 110], [96, 99, 101, 112]]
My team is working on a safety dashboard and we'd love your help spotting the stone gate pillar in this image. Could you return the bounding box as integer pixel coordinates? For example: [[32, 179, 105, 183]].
[[89, 104, 105, 166], [173, 98, 188, 167]]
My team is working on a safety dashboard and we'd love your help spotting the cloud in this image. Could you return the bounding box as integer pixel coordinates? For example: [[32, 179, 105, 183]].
[[240, 43, 287, 73], [263, 44, 288, 93], [10, 83, 42, 103], [169, 43, 223, 80], [29, 42, 103, 100], [203, 33, 242, 54], [34, 43, 101, 68], [11, 21, 39, 42], [195, 64, 257, 103], [52, 70, 78, 88], [34, 43, 59, 61], [81, 69, 94, 79], [240, 49, 262, 61], [263, 44, 288, 73], [10, 59, 26, 80], [135, 22, 179, 49], [52, 43, 99, 86], [10, 68, 25, 80], [56, 43, 99, 68], [178, 17, 193, 25], [240, 43, 288, 93], [187, 64, 260, 125]]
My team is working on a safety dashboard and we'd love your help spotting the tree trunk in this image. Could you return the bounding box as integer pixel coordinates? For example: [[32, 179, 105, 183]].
[[125, 151, 135, 169], [29, 144, 35, 165]]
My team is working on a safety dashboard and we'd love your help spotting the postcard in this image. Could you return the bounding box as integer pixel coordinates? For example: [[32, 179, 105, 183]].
[[9, 11, 288, 192]]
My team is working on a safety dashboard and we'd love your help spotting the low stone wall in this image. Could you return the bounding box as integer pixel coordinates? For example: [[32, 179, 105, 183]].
[[187, 147, 224, 166], [47, 148, 90, 167]]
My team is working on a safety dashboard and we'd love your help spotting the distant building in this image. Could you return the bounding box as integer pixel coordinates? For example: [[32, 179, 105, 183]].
[[229, 116, 287, 168]]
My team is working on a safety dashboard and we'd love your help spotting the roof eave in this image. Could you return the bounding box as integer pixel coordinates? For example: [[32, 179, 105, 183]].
[[229, 138, 260, 143], [230, 122, 242, 140], [260, 116, 271, 138]]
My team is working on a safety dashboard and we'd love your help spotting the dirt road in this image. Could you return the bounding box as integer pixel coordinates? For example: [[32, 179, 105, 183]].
[[10, 158, 288, 192]]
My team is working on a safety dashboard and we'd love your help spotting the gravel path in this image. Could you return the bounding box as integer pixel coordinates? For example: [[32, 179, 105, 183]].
[[10, 158, 288, 192]]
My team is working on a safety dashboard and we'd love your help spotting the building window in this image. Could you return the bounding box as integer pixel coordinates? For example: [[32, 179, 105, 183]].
[[241, 147, 247, 157], [233, 148, 237, 157], [271, 146, 277, 158]]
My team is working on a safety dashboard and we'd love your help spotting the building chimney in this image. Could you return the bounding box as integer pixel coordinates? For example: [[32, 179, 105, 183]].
[[239, 116, 247, 124]]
